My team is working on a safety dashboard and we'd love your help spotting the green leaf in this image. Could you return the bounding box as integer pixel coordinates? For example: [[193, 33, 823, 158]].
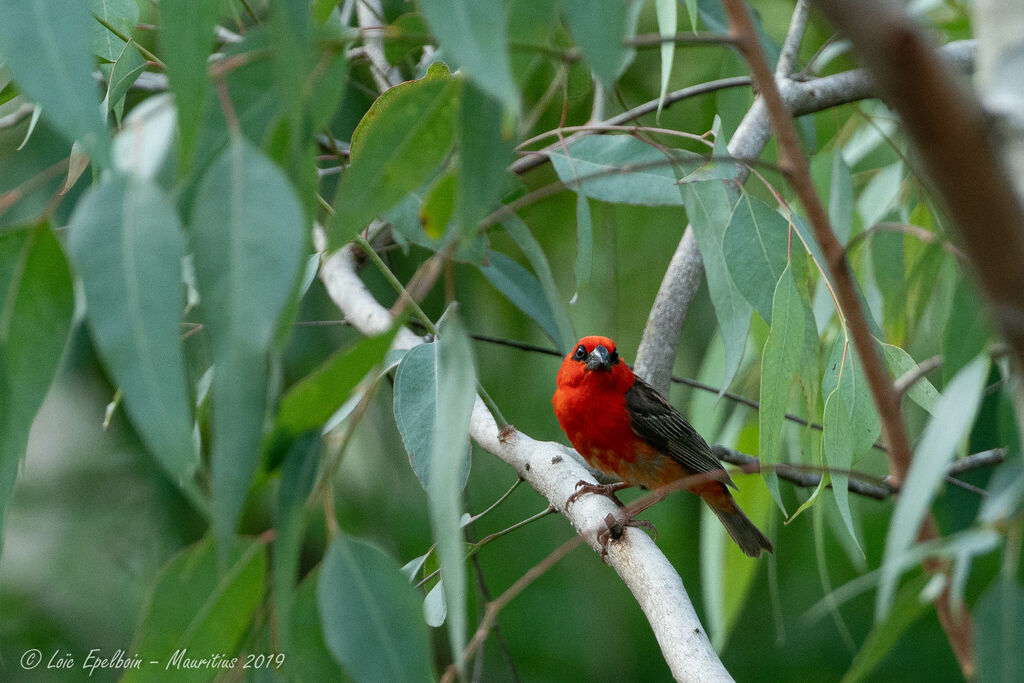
[[274, 433, 321, 651], [458, 83, 514, 237], [318, 535, 434, 681], [275, 327, 399, 438], [821, 386, 859, 551], [429, 313, 476, 672], [842, 574, 930, 682], [478, 251, 565, 348], [682, 180, 750, 391], [877, 355, 989, 619], [723, 194, 789, 323], [124, 536, 266, 682], [191, 139, 305, 555], [655, 0, 676, 118], [559, 0, 640, 88], [420, 169, 456, 239], [420, 0, 517, 112], [161, 0, 221, 170], [974, 575, 1024, 683], [287, 567, 343, 679], [393, 343, 472, 491], [0, 224, 73, 545], [68, 176, 199, 487], [329, 69, 459, 247], [879, 342, 939, 414], [547, 135, 689, 207], [759, 264, 807, 510], [811, 147, 853, 245], [0, 0, 111, 166], [102, 39, 147, 124], [500, 214, 575, 353], [942, 279, 991, 382], [574, 193, 593, 294], [91, 0, 138, 62]]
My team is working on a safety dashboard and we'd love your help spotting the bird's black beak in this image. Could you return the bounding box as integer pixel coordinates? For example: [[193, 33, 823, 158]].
[[585, 345, 612, 372]]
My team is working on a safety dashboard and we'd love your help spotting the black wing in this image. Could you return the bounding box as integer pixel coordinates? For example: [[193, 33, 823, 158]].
[[625, 375, 736, 489]]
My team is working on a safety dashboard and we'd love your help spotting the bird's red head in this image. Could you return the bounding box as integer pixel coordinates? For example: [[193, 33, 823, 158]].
[[556, 336, 635, 392]]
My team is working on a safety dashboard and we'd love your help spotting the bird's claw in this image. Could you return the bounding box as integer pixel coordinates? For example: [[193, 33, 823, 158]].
[[565, 480, 630, 508], [596, 513, 659, 562]]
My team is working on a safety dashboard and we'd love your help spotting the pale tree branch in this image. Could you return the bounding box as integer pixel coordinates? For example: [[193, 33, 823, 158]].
[[315, 234, 733, 682], [356, 0, 401, 91]]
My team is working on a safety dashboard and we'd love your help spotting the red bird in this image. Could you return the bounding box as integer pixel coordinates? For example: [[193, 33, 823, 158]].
[[553, 335, 773, 558]]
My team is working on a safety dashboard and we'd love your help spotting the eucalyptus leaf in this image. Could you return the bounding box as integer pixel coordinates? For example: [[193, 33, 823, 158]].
[[318, 535, 434, 681], [0, 225, 73, 545], [877, 355, 989, 619], [478, 251, 565, 348], [191, 138, 305, 555], [69, 175, 199, 487]]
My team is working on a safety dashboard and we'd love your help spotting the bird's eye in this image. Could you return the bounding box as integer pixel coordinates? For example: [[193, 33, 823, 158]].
[[608, 350, 619, 364], [573, 345, 587, 360]]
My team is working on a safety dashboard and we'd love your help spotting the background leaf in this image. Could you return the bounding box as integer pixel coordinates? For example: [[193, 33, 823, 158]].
[[0, 224, 73, 543], [419, 0, 517, 112], [723, 194, 789, 323], [160, 0, 221, 170], [0, 0, 110, 165], [559, 0, 640, 88], [548, 136, 689, 206], [393, 342, 472, 491], [877, 355, 989, 618], [478, 251, 565, 348], [68, 176, 198, 488], [190, 138, 305, 555], [329, 69, 459, 247], [318, 535, 434, 681], [682, 180, 750, 391], [124, 536, 266, 682]]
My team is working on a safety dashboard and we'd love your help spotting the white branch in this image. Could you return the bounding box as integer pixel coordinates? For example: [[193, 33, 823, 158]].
[[356, 0, 402, 92], [316, 237, 733, 682]]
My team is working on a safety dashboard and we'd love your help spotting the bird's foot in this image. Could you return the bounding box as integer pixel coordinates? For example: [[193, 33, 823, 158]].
[[596, 513, 659, 562], [565, 480, 631, 508]]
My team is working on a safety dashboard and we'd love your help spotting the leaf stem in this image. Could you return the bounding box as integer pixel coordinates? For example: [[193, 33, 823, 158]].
[[91, 13, 167, 69]]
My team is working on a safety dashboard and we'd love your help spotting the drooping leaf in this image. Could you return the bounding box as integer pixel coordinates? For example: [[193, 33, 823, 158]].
[[318, 535, 434, 681], [458, 83, 514, 237], [419, 0, 517, 112], [124, 536, 266, 682], [274, 433, 321, 651], [759, 264, 807, 510], [393, 343, 472, 491], [501, 215, 575, 353], [161, 0, 221, 170], [275, 327, 399, 438], [0, 0, 111, 166], [0, 224, 73, 545], [810, 147, 853, 245], [574, 192, 593, 294], [723, 194, 789, 323], [682, 180, 750, 391], [287, 567, 343, 678], [879, 342, 939, 414], [329, 67, 459, 247], [654, 0, 676, 118], [548, 135, 690, 206], [102, 39, 146, 124], [974, 575, 1024, 683], [91, 0, 138, 62], [877, 355, 989, 619], [68, 175, 199, 487], [478, 251, 565, 348], [559, 0, 640, 88], [428, 312, 476, 673], [190, 138, 305, 555], [942, 279, 991, 382]]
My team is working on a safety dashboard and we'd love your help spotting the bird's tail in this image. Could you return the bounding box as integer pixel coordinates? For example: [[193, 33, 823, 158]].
[[710, 504, 774, 558]]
